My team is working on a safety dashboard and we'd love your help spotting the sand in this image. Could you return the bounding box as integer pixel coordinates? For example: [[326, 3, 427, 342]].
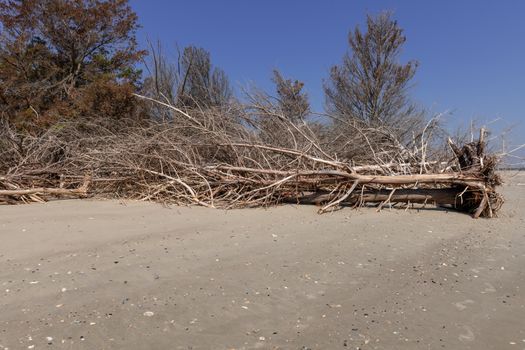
[[0, 172, 524, 350]]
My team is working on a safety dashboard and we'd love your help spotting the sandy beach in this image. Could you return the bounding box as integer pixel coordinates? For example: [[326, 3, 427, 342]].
[[0, 172, 524, 350]]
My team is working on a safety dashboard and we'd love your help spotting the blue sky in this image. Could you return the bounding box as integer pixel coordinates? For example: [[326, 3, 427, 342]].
[[130, 0, 524, 153]]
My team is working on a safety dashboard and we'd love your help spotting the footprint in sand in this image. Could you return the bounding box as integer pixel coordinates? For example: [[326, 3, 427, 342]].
[[482, 282, 496, 293], [454, 299, 475, 311], [458, 325, 475, 342]]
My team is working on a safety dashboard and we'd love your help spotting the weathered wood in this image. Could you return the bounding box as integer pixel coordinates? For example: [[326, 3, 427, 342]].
[[288, 188, 474, 208], [0, 187, 87, 197], [0, 176, 90, 198], [209, 165, 484, 187]]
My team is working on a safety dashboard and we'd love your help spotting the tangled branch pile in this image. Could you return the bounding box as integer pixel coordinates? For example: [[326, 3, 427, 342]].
[[0, 96, 503, 218], [0, 4, 504, 218]]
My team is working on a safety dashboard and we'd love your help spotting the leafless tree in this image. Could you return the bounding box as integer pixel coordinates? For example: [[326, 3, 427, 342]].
[[244, 70, 317, 149], [142, 43, 232, 117], [177, 46, 231, 108]]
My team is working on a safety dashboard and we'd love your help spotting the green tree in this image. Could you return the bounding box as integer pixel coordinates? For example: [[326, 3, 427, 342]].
[[324, 12, 418, 128], [272, 69, 310, 123]]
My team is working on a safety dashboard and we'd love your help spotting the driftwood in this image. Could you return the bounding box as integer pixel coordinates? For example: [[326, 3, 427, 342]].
[[0, 176, 90, 202], [0, 100, 503, 218], [290, 188, 480, 210], [0, 185, 88, 197], [201, 130, 501, 218]]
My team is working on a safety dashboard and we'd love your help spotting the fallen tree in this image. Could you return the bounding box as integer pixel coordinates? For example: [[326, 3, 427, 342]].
[[0, 99, 504, 218], [198, 130, 502, 217]]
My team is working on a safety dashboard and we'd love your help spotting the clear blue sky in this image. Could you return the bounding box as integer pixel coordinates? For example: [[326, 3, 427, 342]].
[[130, 0, 524, 153]]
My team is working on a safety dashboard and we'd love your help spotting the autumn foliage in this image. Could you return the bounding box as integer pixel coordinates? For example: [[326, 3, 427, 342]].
[[0, 0, 145, 132]]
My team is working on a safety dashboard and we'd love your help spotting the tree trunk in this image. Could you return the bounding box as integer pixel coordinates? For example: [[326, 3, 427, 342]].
[[288, 188, 476, 209]]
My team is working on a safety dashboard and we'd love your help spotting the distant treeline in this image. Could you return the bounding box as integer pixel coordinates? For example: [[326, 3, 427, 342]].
[[0, 1, 429, 150]]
